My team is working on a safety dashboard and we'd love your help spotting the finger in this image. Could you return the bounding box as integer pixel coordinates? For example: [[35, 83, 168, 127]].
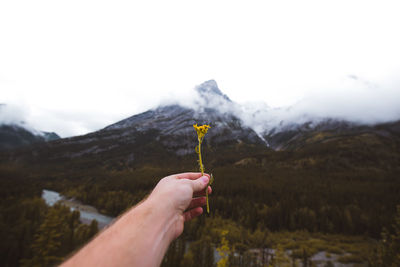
[[184, 207, 203, 222], [175, 172, 210, 180], [193, 186, 212, 197], [189, 175, 209, 192], [187, 197, 206, 210]]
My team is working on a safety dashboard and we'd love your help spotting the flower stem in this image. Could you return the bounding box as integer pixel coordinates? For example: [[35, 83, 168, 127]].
[[206, 186, 209, 214], [198, 137, 204, 175], [197, 137, 209, 213]]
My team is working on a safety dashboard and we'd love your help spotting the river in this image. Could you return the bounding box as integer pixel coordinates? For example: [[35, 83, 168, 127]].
[[42, 189, 114, 229]]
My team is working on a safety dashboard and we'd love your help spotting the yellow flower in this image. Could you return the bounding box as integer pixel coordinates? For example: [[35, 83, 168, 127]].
[[193, 123, 213, 214], [193, 124, 211, 140]]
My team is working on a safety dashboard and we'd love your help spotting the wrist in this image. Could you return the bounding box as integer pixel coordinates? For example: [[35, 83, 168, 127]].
[[143, 194, 180, 242]]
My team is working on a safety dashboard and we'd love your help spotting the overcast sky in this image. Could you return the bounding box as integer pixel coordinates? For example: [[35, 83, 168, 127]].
[[1, 0, 399, 137]]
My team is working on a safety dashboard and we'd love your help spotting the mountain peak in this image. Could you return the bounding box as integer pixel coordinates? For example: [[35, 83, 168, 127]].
[[195, 80, 231, 102]]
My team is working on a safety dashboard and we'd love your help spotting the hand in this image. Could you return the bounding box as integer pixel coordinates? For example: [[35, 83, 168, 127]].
[[147, 172, 212, 240], [61, 172, 212, 267]]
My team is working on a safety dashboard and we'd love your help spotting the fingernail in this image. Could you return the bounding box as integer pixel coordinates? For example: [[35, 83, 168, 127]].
[[201, 176, 209, 184]]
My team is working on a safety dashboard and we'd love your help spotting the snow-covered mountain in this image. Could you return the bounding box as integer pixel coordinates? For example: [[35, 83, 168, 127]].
[[5, 80, 400, 157], [179, 82, 400, 150], [14, 80, 268, 164], [95, 80, 265, 155]]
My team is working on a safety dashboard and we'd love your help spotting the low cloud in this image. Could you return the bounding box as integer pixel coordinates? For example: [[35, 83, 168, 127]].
[[25, 109, 127, 137], [0, 103, 122, 137], [292, 76, 400, 124], [0, 104, 41, 134], [2, 76, 400, 138], [0, 104, 27, 126], [172, 77, 400, 135]]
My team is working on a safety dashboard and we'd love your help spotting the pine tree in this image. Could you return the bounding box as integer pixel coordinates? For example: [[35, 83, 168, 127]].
[[23, 205, 70, 266], [371, 205, 400, 266]]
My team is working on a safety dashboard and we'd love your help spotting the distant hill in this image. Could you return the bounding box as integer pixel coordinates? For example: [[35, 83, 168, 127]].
[[263, 118, 400, 150], [0, 123, 60, 150], [0, 103, 60, 150]]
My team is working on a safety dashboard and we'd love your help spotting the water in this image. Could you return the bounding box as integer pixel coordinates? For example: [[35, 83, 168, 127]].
[[69, 205, 114, 229], [42, 189, 62, 206], [42, 189, 114, 229]]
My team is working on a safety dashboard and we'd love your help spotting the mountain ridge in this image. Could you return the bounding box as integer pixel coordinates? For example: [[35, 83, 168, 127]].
[[2, 80, 400, 155]]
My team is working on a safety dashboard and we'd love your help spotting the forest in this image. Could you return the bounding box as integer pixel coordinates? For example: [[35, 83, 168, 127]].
[[1, 129, 400, 266]]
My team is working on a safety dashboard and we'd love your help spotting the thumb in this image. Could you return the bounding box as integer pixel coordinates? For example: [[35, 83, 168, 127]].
[[190, 175, 209, 192]]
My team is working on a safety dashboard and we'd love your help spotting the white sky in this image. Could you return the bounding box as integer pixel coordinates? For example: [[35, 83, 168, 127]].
[[1, 0, 400, 137]]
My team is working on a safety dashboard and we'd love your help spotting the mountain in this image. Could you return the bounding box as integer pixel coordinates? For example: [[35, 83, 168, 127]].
[[104, 80, 264, 155], [262, 119, 400, 150], [262, 118, 400, 150], [42, 131, 60, 141], [0, 104, 60, 150], [7, 81, 267, 169], [0, 124, 60, 150], [4, 80, 400, 162]]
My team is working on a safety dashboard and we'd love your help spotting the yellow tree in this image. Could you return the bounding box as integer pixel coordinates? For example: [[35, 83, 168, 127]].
[[216, 230, 231, 267]]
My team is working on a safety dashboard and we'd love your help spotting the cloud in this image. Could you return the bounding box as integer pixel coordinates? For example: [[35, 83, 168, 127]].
[[25, 108, 128, 137], [235, 75, 400, 134], [0, 103, 44, 135], [159, 77, 400, 137], [289, 76, 400, 124], [1, 1, 399, 137], [1, 76, 400, 138], [0, 103, 27, 125], [0, 103, 121, 137]]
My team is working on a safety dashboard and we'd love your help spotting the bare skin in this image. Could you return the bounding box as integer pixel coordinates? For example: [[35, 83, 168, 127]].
[[61, 172, 212, 267]]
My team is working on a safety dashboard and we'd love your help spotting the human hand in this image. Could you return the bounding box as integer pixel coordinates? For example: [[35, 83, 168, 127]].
[[61, 172, 212, 267], [147, 172, 212, 240]]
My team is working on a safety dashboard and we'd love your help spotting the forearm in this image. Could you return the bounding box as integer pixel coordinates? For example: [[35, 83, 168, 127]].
[[62, 197, 178, 267], [61, 172, 209, 267]]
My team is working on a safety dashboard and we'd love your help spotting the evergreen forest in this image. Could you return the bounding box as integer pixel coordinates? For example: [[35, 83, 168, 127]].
[[1, 127, 400, 266]]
